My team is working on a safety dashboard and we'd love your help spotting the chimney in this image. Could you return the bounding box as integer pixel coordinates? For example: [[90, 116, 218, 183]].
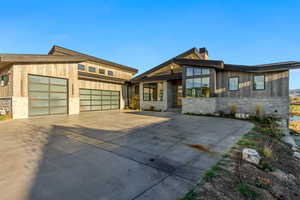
[[199, 48, 208, 60]]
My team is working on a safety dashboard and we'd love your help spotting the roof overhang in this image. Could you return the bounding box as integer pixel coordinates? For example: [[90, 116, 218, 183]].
[[174, 58, 224, 69], [78, 71, 127, 84], [132, 73, 182, 83], [49, 45, 138, 74], [0, 54, 85, 64]]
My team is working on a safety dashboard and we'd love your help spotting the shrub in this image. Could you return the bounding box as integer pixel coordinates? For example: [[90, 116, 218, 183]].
[[257, 160, 274, 172], [236, 183, 258, 199], [203, 165, 219, 182], [237, 138, 256, 148], [262, 145, 273, 158]]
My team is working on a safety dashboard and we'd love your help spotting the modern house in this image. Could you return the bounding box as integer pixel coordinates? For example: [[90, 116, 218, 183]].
[[290, 89, 300, 98], [0, 46, 137, 118], [131, 48, 300, 120], [0, 46, 299, 120]]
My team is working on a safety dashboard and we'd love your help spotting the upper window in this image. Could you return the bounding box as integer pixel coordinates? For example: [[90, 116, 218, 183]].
[[185, 77, 210, 97], [229, 77, 239, 91], [99, 69, 105, 75], [186, 67, 210, 76], [88, 66, 96, 73], [254, 75, 265, 90], [143, 82, 163, 101], [0, 74, 9, 86], [108, 70, 114, 76], [78, 64, 85, 71]]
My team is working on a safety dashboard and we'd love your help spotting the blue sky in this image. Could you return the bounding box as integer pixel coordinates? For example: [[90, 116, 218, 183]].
[[0, 0, 299, 89]]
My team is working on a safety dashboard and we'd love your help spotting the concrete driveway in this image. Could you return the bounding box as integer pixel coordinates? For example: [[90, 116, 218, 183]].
[[0, 111, 253, 200]]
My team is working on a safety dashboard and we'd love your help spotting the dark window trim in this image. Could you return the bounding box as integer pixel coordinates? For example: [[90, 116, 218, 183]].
[[108, 70, 114, 76], [185, 66, 210, 77], [99, 68, 106, 75], [253, 74, 265, 90], [78, 64, 85, 71], [88, 66, 96, 73], [228, 76, 239, 91], [143, 82, 163, 101]]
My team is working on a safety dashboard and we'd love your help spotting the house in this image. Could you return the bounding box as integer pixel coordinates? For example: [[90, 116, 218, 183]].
[[131, 48, 300, 120], [0, 45, 299, 120], [290, 89, 300, 98], [0, 46, 138, 118]]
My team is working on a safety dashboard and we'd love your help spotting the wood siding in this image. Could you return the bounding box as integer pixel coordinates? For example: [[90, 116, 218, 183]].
[[77, 61, 133, 80], [215, 70, 289, 97], [0, 65, 13, 97], [13, 63, 78, 98]]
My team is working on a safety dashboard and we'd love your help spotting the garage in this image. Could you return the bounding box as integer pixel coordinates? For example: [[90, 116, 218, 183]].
[[80, 89, 120, 112], [28, 75, 68, 116]]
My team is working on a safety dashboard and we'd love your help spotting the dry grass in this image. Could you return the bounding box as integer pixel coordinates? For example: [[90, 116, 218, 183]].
[[289, 121, 300, 133]]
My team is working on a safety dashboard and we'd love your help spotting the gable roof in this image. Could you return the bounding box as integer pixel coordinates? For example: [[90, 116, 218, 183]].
[[49, 45, 138, 74], [131, 47, 203, 81]]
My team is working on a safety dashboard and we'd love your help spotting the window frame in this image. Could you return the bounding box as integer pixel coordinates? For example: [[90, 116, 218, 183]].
[[78, 64, 85, 71], [185, 67, 210, 77], [88, 66, 96, 73], [143, 82, 163, 101], [99, 68, 106, 75], [185, 77, 210, 97], [228, 76, 239, 91], [253, 74, 265, 90], [107, 70, 114, 76]]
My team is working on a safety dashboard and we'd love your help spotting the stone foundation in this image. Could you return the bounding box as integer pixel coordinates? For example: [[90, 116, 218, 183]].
[[182, 97, 289, 120], [0, 98, 12, 116]]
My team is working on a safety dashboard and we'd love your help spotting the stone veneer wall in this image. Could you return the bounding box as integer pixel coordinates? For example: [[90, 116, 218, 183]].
[[0, 98, 12, 116], [139, 81, 168, 111], [182, 97, 289, 119]]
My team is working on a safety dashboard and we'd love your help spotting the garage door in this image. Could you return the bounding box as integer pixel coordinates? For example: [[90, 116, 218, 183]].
[[28, 75, 68, 116], [80, 89, 120, 112]]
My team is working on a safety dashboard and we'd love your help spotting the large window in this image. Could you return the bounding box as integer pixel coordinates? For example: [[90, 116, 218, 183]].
[[229, 77, 239, 91], [253, 75, 265, 90], [99, 68, 105, 75], [108, 70, 114, 76], [186, 67, 210, 76], [186, 77, 210, 97], [143, 82, 163, 101]]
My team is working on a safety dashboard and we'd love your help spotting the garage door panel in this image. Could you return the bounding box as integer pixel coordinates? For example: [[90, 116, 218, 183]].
[[29, 84, 49, 92], [29, 107, 50, 116], [80, 105, 91, 111], [50, 93, 67, 99], [29, 75, 68, 116], [50, 107, 68, 114], [50, 85, 67, 92], [80, 89, 120, 112]]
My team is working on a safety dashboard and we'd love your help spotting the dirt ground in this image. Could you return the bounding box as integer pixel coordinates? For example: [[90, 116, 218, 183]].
[[182, 118, 300, 200]]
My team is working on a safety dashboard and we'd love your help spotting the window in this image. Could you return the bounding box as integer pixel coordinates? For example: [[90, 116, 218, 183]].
[[108, 70, 114, 76], [185, 77, 210, 97], [99, 69, 105, 75], [143, 82, 163, 101], [229, 77, 239, 91], [254, 75, 265, 90], [78, 64, 85, 71], [186, 67, 210, 76], [88, 66, 96, 73], [0, 74, 9, 86]]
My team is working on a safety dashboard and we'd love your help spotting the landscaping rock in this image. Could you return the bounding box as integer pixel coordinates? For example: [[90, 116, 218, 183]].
[[294, 152, 300, 160], [282, 135, 298, 149], [242, 148, 261, 165]]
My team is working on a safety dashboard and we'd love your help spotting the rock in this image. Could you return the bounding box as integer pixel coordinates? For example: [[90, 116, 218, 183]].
[[271, 169, 296, 184], [282, 136, 298, 149], [242, 148, 261, 165], [294, 152, 300, 160]]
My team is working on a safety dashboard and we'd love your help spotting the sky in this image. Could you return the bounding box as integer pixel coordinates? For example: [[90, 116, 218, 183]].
[[0, 0, 299, 89]]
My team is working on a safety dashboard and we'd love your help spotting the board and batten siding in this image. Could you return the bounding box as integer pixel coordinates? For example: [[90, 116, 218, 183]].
[[0, 65, 13, 97], [79, 79, 126, 109], [12, 63, 79, 119], [215, 70, 289, 98], [79, 61, 133, 80]]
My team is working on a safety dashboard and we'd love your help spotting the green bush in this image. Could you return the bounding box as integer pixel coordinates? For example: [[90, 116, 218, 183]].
[[236, 183, 258, 199]]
